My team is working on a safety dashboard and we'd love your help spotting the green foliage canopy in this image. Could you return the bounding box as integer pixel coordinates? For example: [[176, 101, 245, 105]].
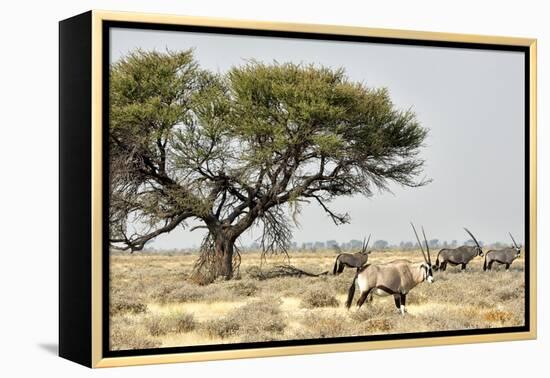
[[109, 49, 429, 270]]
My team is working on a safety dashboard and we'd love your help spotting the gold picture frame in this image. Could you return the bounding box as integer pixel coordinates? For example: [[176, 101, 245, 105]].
[[59, 10, 537, 368]]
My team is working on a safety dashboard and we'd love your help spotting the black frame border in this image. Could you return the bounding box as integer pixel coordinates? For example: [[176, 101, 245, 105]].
[[59, 11, 93, 367], [101, 20, 531, 359]]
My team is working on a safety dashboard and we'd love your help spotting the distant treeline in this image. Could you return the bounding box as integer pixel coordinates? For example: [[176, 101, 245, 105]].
[[137, 239, 517, 254]]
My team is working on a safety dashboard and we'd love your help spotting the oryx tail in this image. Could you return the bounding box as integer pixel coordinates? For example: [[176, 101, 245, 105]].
[[333, 255, 342, 275], [345, 271, 359, 309], [434, 248, 445, 270]]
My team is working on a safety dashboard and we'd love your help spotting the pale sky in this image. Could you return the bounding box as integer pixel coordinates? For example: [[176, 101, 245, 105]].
[[109, 27, 526, 249]]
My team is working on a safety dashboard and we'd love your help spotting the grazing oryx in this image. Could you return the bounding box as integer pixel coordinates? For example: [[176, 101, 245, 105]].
[[434, 228, 484, 271], [484, 233, 522, 271], [333, 235, 371, 275], [345, 224, 434, 315]]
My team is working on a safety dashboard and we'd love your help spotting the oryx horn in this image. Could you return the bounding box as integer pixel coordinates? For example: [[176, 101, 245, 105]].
[[411, 222, 429, 264], [464, 227, 481, 249], [421, 226, 432, 265], [362, 234, 371, 253], [509, 232, 520, 249]]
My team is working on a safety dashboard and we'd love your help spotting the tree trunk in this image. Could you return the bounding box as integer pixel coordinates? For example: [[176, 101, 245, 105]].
[[195, 222, 249, 283], [213, 231, 235, 280]]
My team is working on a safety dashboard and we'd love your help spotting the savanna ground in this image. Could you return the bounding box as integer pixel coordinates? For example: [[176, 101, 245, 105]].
[[109, 250, 525, 351]]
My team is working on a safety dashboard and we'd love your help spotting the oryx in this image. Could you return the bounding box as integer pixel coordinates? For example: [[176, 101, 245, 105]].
[[333, 235, 371, 275], [345, 224, 434, 315], [433, 228, 484, 271], [483, 233, 522, 271]]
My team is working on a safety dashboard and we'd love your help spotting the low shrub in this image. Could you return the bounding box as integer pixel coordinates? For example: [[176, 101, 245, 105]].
[[483, 309, 513, 323], [228, 281, 258, 297], [152, 282, 205, 303], [203, 297, 285, 340], [364, 318, 393, 333], [110, 300, 147, 316], [203, 317, 241, 339], [301, 288, 339, 308], [110, 315, 160, 351], [110, 328, 160, 350], [295, 314, 352, 338], [145, 312, 196, 336]]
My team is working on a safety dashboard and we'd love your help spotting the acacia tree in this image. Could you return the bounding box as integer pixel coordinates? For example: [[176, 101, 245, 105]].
[[109, 49, 429, 282]]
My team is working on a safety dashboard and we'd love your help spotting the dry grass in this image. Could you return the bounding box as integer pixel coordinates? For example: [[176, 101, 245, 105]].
[[109, 250, 525, 350]]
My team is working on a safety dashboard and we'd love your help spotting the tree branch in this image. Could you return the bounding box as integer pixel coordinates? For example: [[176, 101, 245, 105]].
[[305, 194, 350, 225], [110, 211, 193, 252]]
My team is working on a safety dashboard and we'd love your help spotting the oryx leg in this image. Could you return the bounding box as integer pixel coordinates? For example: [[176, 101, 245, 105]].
[[393, 294, 406, 315], [400, 294, 407, 315], [461, 263, 467, 271], [393, 295, 401, 310], [488, 261, 494, 271], [337, 261, 346, 274], [440, 261, 447, 271], [356, 288, 373, 308], [505, 263, 510, 270]]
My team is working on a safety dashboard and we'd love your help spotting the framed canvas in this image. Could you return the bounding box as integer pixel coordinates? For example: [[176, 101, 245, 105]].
[[59, 10, 537, 368]]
